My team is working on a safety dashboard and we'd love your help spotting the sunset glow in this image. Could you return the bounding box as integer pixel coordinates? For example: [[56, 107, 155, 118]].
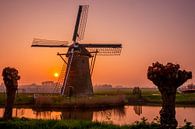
[[0, 0, 194, 87]]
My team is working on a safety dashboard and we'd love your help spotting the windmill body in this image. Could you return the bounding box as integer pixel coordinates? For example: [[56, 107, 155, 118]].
[[31, 5, 122, 96], [63, 44, 93, 96]]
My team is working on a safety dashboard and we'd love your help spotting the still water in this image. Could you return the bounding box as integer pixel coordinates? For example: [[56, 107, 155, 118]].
[[0, 106, 195, 127]]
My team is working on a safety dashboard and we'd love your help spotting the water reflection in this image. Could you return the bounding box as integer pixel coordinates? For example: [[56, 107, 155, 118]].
[[61, 110, 93, 120], [34, 111, 53, 119], [0, 106, 195, 127], [32, 108, 61, 119], [14, 108, 25, 117], [93, 107, 126, 125], [133, 106, 142, 116]]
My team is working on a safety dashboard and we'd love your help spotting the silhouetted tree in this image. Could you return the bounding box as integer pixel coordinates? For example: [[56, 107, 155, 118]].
[[2, 67, 20, 120], [147, 62, 192, 129]]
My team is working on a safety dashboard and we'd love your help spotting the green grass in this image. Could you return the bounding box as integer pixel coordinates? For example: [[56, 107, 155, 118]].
[[139, 89, 162, 104], [176, 93, 195, 105], [94, 88, 132, 95], [0, 118, 159, 129], [0, 118, 194, 129], [15, 94, 34, 105]]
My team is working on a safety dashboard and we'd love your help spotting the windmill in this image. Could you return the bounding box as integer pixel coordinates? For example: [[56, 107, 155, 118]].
[[31, 5, 122, 96]]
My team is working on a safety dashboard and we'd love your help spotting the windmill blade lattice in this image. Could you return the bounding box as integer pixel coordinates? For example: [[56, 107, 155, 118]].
[[32, 38, 69, 47], [53, 63, 67, 93], [77, 5, 89, 41], [72, 5, 89, 42], [81, 43, 122, 56]]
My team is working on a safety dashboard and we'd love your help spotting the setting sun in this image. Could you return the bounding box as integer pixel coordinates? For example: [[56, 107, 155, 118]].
[[54, 72, 59, 78]]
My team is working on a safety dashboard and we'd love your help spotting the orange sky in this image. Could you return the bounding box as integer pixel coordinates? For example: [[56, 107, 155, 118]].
[[0, 0, 195, 87]]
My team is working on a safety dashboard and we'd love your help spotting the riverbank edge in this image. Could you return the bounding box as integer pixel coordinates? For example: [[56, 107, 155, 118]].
[[127, 97, 195, 107], [1, 101, 195, 109]]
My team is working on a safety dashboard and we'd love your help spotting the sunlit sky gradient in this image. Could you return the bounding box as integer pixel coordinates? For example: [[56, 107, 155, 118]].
[[0, 0, 195, 87]]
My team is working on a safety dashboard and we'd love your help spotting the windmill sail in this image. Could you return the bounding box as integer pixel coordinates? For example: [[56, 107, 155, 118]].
[[81, 43, 122, 56], [32, 38, 69, 47], [72, 5, 89, 42], [53, 63, 67, 93]]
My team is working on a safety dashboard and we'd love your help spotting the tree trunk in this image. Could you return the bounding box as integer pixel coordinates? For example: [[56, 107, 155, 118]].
[[3, 88, 17, 120], [159, 87, 177, 129]]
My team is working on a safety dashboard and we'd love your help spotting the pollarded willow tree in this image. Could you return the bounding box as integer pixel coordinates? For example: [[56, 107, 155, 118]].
[[2, 67, 20, 120], [147, 62, 192, 129]]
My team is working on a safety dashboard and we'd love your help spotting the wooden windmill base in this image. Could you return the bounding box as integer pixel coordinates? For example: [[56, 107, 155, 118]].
[[63, 54, 93, 96]]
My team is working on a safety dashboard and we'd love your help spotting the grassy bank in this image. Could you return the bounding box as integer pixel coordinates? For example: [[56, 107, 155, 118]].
[[0, 93, 126, 109], [0, 88, 195, 107], [34, 95, 126, 109], [0, 118, 194, 129], [94, 88, 195, 106]]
